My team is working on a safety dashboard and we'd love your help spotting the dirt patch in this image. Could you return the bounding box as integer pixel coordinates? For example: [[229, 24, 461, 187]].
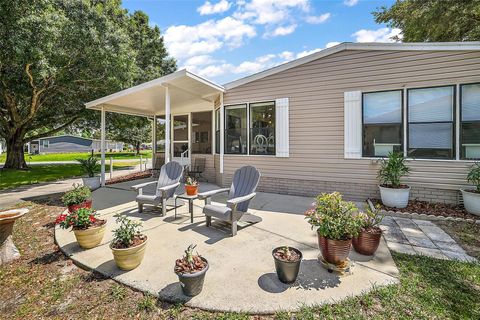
[[436, 221, 480, 260], [372, 199, 479, 220], [106, 170, 153, 185]]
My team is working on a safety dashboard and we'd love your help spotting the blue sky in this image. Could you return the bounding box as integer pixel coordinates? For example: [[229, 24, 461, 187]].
[[122, 0, 398, 84]]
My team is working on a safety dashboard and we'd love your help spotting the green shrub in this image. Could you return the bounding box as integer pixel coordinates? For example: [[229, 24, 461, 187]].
[[377, 151, 410, 188], [467, 162, 480, 192], [305, 192, 362, 240], [76, 155, 99, 177], [61, 184, 91, 206], [358, 205, 384, 230], [112, 214, 143, 248]]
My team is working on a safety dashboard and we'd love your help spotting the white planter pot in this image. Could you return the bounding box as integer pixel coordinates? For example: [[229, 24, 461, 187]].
[[461, 189, 480, 216], [378, 185, 410, 209], [82, 176, 101, 190]]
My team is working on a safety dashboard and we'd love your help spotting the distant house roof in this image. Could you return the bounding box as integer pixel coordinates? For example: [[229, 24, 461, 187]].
[[223, 42, 480, 90]]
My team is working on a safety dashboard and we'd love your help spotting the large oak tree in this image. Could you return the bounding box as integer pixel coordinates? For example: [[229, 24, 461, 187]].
[[0, 0, 175, 169]]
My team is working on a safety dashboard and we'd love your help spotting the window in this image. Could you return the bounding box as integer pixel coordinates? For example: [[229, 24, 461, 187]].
[[407, 86, 455, 159], [225, 104, 247, 154], [215, 109, 220, 154], [362, 90, 403, 157], [461, 83, 480, 159], [42, 140, 49, 148], [191, 111, 212, 154], [250, 101, 275, 155]]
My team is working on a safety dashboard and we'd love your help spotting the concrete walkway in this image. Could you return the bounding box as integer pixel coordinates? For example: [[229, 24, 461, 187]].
[[381, 216, 476, 262], [55, 179, 399, 314]]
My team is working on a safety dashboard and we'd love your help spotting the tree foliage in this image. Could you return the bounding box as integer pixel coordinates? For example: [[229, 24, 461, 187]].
[[0, 0, 175, 168], [374, 0, 480, 42]]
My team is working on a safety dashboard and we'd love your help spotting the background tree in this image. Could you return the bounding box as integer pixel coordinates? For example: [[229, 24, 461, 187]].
[[0, 0, 175, 169], [374, 0, 480, 42], [107, 115, 152, 155]]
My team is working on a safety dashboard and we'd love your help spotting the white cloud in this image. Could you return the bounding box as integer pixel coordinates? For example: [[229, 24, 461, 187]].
[[164, 17, 256, 59], [326, 41, 340, 48], [305, 13, 331, 24], [197, 0, 231, 15], [234, 0, 310, 25], [352, 27, 402, 42], [296, 48, 322, 58], [344, 0, 359, 6], [264, 24, 297, 37], [279, 51, 295, 60]]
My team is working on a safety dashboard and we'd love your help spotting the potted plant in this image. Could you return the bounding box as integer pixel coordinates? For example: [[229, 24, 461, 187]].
[[110, 214, 147, 270], [377, 151, 411, 208], [174, 244, 209, 296], [62, 184, 92, 213], [77, 155, 100, 190], [55, 207, 106, 249], [461, 162, 480, 216], [352, 205, 384, 255], [305, 192, 361, 265], [185, 177, 198, 196], [272, 246, 302, 284]]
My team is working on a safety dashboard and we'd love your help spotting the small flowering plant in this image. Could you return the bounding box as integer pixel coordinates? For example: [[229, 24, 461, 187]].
[[305, 192, 362, 240], [185, 176, 198, 186], [356, 205, 384, 231], [56, 208, 99, 230]]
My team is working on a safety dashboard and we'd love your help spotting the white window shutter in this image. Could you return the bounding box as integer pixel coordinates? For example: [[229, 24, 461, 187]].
[[275, 98, 289, 157], [344, 91, 362, 159]]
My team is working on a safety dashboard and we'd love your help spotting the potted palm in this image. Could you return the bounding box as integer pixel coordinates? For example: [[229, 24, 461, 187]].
[[185, 177, 198, 196], [174, 244, 208, 296], [55, 207, 106, 249], [62, 184, 92, 213], [305, 192, 362, 265], [378, 151, 411, 208], [110, 214, 148, 270], [461, 162, 480, 216], [77, 155, 100, 190], [352, 206, 384, 255], [272, 246, 302, 284]]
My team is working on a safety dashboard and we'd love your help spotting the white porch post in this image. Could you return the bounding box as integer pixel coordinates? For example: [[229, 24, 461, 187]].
[[152, 115, 157, 167], [164, 86, 171, 163], [220, 93, 224, 173], [100, 106, 106, 187]]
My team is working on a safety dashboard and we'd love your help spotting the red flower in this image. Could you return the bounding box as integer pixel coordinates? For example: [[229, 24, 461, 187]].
[[55, 214, 67, 224], [89, 215, 96, 223]]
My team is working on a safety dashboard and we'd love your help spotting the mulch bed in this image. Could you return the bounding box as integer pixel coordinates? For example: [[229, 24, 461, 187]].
[[371, 199, 479, 220], [106, 170, 152, 185]]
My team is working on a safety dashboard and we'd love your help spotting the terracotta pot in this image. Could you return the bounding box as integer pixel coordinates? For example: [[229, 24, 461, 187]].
[[73, 220, 106, 249], [352, 228, 382, 256], [68, 200, 92, 213], [110, 237, 148, 271], [185, 185, 198, 196], [318, 234, 352, 265]]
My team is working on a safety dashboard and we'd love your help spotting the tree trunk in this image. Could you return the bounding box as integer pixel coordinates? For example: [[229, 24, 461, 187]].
[[135, 142, 141, 155], [3, 133, 28, 169]]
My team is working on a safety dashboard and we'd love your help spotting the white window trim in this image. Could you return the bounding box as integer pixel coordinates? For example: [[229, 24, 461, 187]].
[[356, 81, 479, 162]]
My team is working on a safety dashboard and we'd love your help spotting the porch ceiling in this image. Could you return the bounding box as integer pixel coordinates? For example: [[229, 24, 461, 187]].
[[85, 69, 224, 117]]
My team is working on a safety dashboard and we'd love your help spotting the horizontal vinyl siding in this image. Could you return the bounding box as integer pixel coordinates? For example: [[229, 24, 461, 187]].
[[223, 49, 480, 195]]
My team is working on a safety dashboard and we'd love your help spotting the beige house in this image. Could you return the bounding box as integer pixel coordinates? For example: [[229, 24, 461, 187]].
[[86, 42, 480, 204]]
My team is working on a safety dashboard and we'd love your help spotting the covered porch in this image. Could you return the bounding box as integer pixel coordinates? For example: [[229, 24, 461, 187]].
[[85, 69, 226, 186]]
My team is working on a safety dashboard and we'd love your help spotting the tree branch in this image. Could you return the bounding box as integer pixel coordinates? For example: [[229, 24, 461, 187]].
[[25, 116, 80, 142]]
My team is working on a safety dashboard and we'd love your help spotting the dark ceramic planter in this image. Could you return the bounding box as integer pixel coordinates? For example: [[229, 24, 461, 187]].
[[176, 257, 209, 296], [318, 235, 352, 265], [352, 229, 382, 256], [68, 200, 92, 213], [272, 247, 302, 284]]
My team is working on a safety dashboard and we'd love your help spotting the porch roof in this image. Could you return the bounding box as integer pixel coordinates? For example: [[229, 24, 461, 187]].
[[85, 69, 225, 117]]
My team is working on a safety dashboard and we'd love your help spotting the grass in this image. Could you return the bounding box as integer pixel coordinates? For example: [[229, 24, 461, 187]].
[[0, 163, 142, 190], [436, 220, 480, 259], [0, 198, 479, 319], [0, 151, 152, 163]]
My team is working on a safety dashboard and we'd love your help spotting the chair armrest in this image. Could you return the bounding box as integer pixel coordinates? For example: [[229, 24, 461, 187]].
[[131, 181, 157, 191], [158, 182, 180, 198], [227, 192, 256, 211], [198, 188, 230, 200]]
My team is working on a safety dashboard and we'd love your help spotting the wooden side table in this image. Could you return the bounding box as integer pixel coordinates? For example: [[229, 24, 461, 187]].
[[175, 194, 198, 223]]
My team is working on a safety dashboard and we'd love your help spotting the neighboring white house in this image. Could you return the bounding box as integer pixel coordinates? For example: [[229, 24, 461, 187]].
[[28, 135, 124, 154], [0, 139, 5, 155]]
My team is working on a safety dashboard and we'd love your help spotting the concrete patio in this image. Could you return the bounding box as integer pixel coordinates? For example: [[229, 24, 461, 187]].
[[55, 179, 399, 314]]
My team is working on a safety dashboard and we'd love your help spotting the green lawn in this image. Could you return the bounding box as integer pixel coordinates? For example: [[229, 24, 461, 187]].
[[0, 162, 142, 190], [0, 151, 152, 163]]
